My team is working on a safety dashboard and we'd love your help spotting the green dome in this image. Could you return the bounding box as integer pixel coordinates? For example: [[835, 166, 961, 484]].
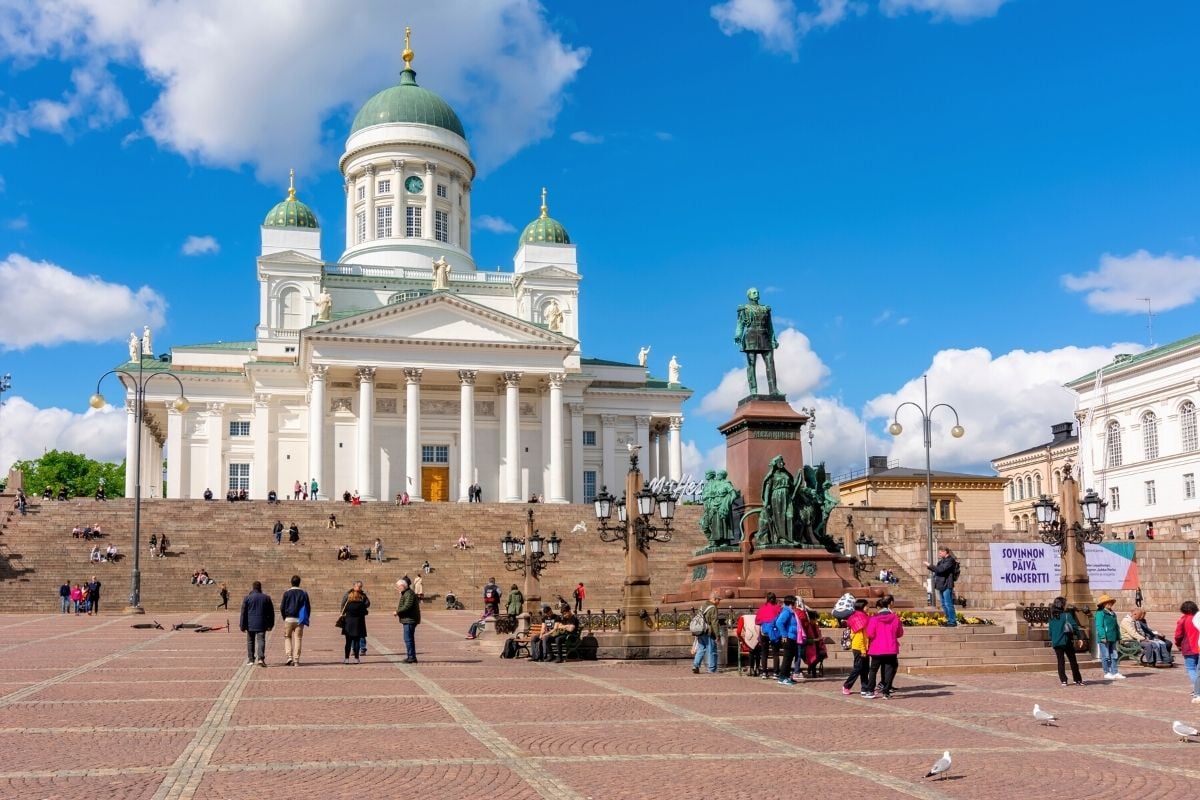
[[519, 188, 571, 246], [264, 172, 318, 228], [350, 68, 465, 139]]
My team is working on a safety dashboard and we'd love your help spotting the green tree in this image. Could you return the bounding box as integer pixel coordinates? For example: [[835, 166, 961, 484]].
[[10, 450, 125, 499]]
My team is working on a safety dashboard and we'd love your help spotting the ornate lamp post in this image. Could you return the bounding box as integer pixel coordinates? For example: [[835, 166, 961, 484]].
[[0, 373, 11, 406], [853, 533, 878, 582], [90, 342, 188, 613], [593, 451, 676, 638], [800, 406, 816, 464], [501, 508, 561, 616], [887, 375, 964, 607], [1032, 466, 1106, 619]]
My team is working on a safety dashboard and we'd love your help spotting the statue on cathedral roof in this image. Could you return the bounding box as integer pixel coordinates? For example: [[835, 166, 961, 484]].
[[431, 257, 451, 291]]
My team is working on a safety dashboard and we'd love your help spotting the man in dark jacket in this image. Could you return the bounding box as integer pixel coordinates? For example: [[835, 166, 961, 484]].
[[279, 575, 311, 666], [58, 581, 70, 614], [272, 520, 283, 545], [395, 578, 421, 663], [925, 547, 959, 627], [239, 581, 275, 666], [87, 576, 101, 616]]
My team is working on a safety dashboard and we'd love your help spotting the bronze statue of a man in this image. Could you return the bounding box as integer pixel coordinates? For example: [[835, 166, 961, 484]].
[[734, 287, 779, 396]]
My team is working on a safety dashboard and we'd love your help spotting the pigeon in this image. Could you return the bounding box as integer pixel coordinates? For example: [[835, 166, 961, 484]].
[[1033, 704, 1057, 726], [571, 521, 587, 534], [924, 751, 951, 779], [1173, 721, 1198, 742]]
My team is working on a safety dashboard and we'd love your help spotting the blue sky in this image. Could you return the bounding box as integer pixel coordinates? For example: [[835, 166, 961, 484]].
[[1, 0, 1198, 479]]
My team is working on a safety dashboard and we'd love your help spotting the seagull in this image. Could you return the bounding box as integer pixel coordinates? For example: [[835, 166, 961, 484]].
[[1033, 704, 1057, 726], [571, 521, 587, 534], [1173, 721, 1198, 742], [924, 751, 951, 780], [626, 442, 642, 453]]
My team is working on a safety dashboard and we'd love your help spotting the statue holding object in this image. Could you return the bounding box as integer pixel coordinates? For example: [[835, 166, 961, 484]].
[[734, 287, 779, 396], [699, 469, 740, 549], [756, 455, 794, 546]]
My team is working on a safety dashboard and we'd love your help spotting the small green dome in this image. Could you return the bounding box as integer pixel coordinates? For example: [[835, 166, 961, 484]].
[[519, 188, 571, 246], [264, 171, 318, 229], [350, 68, 465, 139]]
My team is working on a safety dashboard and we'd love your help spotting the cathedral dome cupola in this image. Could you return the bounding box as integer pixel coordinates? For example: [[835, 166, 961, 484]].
[[350, 28, 466, 139], [263, 169, 319, 229], [519, 187, 571, 246]]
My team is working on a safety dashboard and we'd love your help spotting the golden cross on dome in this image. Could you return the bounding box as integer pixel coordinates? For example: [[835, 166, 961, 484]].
[[540, 186, 548, 219], [402, 26, 414, 69], [287, 168, 296, 201]]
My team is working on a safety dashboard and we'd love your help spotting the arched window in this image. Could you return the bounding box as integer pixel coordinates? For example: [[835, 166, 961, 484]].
[[1053, 469, 1061, 494], [1182, 401, 1198, 453], [1106, 421, 1123, 467], [1034, 473, 1042, 497], [1021, 514, 1030, 532], [1008, 481, 1015, 502], [1142, 412, 1159, 460], [280, 288, 303, 330], [1017, 478, 1025, 501], [1025, 476, 1033, 499], [1012, 515, 1021, 531]]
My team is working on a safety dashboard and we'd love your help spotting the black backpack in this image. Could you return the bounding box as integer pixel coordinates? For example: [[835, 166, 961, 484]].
[[951, 558, 961, 582]]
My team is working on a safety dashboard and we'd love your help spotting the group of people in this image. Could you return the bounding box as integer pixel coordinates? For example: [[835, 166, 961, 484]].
[[58, 577, 102, 614], [88, 544, 119, 563], [342, 490, 363, 504], [191, 568, 215, 586], [729, 593, 834, 684], [41, 485, 69, 501], [147, 533, 170, 558], [292, 479, 319, 500], [71, 524, 104, 540], [271, 521, 300, 545]]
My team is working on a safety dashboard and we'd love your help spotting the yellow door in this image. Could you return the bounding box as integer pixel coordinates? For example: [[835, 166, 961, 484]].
[[422, 467, 450, 502]]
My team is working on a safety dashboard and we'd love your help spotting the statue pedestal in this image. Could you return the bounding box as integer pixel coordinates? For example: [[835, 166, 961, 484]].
[[719, 396, 807, 505], [661, 546, 869, 606]]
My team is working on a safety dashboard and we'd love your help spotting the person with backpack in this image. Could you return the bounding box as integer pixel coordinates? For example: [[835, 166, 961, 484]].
[[774, 596, 800, 685], [841, 598, 871, 695], [1047, 595, 1084, 686], [690, 593, 721, 674], [483, 578, 501, 617], [754, 593, 782, 679], [279, 575, 311, 667], [925, 547, 960, 627]]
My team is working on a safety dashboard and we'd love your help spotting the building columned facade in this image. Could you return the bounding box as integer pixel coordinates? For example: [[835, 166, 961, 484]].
[[1069, 334, 1200, 535], [121, 40, 690, 503], [991, 422, 1079, 532]]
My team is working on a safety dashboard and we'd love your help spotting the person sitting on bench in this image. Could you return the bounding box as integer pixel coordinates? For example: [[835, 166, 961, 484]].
[[1121, 608, 1173, 665], [546, 607, 579, 663]]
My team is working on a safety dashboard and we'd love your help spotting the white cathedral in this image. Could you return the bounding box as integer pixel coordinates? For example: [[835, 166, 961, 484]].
[[123, 36, 690, 504]]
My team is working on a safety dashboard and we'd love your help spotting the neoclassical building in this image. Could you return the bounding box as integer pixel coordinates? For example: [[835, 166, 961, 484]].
[[991, 422, 1080, 532], [121, 39, 690, 503]]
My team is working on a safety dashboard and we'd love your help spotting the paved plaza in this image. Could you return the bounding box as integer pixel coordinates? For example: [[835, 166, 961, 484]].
[[1, 610, 1199, 799]]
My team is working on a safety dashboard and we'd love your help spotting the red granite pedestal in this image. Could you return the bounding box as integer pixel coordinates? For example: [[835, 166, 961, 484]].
[[719, 395, 807, 505]]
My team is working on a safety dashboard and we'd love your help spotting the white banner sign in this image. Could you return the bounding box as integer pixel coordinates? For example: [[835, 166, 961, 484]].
[[988, 543, 1136, 591]]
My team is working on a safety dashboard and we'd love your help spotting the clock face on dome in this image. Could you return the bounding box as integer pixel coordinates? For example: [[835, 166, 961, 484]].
[[404, 176, 424, 194]]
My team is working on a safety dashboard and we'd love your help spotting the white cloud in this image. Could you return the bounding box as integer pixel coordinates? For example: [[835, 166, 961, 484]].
[[697, 327, 830, 417], [0, 0, 588, 177], [879, 0, 1011, 21], [180, 235, 219, 256], [0, 253, 166, 350], [711, 0, 800, 55], [654, 131, 674, 141], [569, 130, 603, 145], [5, 215, 28, 230], [1062, 249, 1200, 314], [863, 344, 1141, 472], [0, 397, 126, 471], [474, 214, 516, 234], [681, 439, 727, 479]]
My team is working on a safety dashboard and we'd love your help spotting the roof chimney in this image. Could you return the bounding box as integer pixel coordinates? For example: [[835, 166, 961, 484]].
[[868, 456, 890, 474], [1050, 421, 1074, 443]]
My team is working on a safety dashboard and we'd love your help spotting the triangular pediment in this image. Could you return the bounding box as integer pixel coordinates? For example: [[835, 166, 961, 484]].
[[307, 292, 576, 347], [257, 251, 324, 266], [517, 266, 581, 281]]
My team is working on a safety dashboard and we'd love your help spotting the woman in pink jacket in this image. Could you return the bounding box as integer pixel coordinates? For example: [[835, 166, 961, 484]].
[[863, 594, 903, 699]]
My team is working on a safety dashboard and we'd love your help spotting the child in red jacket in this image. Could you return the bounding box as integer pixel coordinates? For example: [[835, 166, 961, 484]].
[[1174, 600, 1200, 701]]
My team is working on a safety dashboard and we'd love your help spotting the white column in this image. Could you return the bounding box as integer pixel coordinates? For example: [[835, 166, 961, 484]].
[[668, 415, 684, 481], [207, 403, 226, 495], [356, 367, 376, 499], [344, 176, 355, 250], [658, 426, 670, 479], [392, 158, 405, 238], [569, 403, 584, 503], [404, 368, 423, 501], [548, 373, 566, 503], [503, 372, 522, 502], [124, 400, 138, 497], [166, 406, 183, 498], [252, 395, 270, 499], [449, 170, 461, 247], [647, 428, 659, 478], [601, 414, 618, 495], [458, 370, 477, 502], [462, 182, 471, 253], [635, 416, 651, 472], [364, 164, 376, 241], [308, 366, 326, 499], [423, 161, 436, 241]]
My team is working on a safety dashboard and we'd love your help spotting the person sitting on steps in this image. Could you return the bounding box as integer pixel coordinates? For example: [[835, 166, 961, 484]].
[[336, 545, 352, 561]]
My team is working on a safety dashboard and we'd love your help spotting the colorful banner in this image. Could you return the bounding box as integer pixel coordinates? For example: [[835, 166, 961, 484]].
[[988, 542, 1139, 591]]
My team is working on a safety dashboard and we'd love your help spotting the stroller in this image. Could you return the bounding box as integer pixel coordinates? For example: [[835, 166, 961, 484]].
[[444, 591, 464, 611]]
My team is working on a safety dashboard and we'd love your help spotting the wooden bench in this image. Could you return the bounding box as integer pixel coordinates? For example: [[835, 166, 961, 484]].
[[512, 623, 543, 659]]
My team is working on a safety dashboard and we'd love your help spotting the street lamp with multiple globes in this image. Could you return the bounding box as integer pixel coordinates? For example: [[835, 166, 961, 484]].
[[592, 450, 676, 636], [887, 375, 964, 607], [1031, 466, 1107, 618], [501, 508, 562, 616], [90, 346, 188, 613], [853, 533, 879, 582]]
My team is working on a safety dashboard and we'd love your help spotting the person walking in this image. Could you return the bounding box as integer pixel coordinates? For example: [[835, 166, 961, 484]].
[[413, 574, 424, 601], [573, 582, 586, 613], [272, 520, 283, 545], [1048, 596, 1085, 686], [691, 593, 721, 675], [280, 575, 311, 667], [239, 581, 275, 667], [58, 581, 70, 614], [341, 585, 369, 664], [925, 547, 959, 626], [1173, 600, 1200, 702], [217, 582, 229, 609], [70, 583, 82, 614], [863, 594, 904, 699], [754, 593, 782, 679], [310, 478, 319, 500], [841, 598, 871, 695], [395, 578, 421, 663], [505, 583, 524, 619], [86, 576, 101, 616], [775, 596, 800, 685], [1095, 593, 1123, 679], [340, 581, 370, 655], [373, 538, 384, 562], [287, 523, 300, 546]]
